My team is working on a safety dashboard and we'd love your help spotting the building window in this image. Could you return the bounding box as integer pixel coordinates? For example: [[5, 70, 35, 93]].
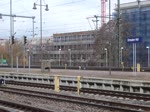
[[77, 35, 81, 40], [58, 37, 61, 42], [132, 13, 136, 21], [142, 12, 146, 21], [64, 36, 67, 42]]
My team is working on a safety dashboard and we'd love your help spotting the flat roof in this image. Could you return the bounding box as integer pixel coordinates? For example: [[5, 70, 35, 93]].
[[120, 0, 150, 10], [53, 30, 94, 37]]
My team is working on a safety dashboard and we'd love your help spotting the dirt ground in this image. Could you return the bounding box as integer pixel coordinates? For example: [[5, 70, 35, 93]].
[[0, 68, 150, 81]]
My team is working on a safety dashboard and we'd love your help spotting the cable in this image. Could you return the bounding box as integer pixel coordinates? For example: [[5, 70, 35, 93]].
[[35, 0, 39, 3], [0, 0, 24, 7], [49, 0, 87, 8], [0, 0, 100, 23], [0, 0, 100, 38], [43, 0, 46, 5]]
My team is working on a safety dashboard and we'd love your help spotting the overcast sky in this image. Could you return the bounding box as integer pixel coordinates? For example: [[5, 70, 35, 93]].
[[0, 0, 143, 40]]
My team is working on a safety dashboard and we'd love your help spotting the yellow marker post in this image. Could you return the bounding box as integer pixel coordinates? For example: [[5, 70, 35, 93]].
[[54, 76, 60, 92], [137, 63, 140, 72], [77, 76, 81, 95]]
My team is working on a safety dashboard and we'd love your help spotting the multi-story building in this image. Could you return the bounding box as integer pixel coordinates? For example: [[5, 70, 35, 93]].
[[31, 31, 103, 67], [51, 31, 95, 67], [32, 1, 150, 68], [119, 0, 150, 67]]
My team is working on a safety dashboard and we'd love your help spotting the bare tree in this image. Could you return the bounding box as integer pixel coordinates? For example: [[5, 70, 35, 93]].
[[93, 17, 133, 67], [0, 39, 24, 66], [93, 20, 118, 66]]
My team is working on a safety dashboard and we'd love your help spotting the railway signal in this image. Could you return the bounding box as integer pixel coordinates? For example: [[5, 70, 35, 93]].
[[11, 36, 15, 44], [24, 36, 27, 44]]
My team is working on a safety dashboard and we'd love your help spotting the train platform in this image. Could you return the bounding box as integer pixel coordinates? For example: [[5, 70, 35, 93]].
[[49, 69, 150, 81], [0, 67, 149, 81]]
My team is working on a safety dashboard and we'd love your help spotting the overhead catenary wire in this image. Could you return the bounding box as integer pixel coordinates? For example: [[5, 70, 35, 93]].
[[0, 0, 100, 39], [0, 0, 24, 7]]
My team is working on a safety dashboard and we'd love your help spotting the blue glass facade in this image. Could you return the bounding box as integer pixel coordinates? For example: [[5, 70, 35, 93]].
[[121, 6, 150, 67]]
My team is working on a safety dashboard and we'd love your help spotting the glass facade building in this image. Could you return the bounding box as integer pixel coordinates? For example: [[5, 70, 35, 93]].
[[120, 1, 150, 67]]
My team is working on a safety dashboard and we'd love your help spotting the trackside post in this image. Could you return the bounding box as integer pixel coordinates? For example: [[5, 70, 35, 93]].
[[77, 76, 81, 95], [54, 76, 60, 92]]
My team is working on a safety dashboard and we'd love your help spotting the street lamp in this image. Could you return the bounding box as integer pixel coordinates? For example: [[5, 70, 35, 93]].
[[33, 0, 49, 62], [121, 47, 124, 64], [59, 49, 61, 67], [68, 49, 71, 67], [104, 48, 108, 67], [146, 46, 150, 67]]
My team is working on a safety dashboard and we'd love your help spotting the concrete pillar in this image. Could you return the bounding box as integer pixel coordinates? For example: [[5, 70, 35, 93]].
[[94, 83, 97, 88], [3, 79, 5, 85], [120, 85, 123, 91], [130, 86, 133, 92], [102, 84, 105, 89], [140, 87, 144, 93], [111, 84, 114, 90]]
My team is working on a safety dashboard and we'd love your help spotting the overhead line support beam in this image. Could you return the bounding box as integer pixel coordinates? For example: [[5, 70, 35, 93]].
[[0, 13, 35, 19]]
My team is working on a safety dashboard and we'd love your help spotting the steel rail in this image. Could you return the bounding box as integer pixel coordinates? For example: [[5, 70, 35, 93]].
[[0, 86, 148, 112], [0, 99, 54, 112], [80, 88, 150, 101], [6, 80, 150, 101]]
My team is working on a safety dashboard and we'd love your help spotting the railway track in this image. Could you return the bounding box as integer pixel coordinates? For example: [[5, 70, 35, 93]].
[[6, 80, 150, 101], [0, 98, 54, 112], [0, 86, 149, 112], [80, 88, 150, 101]]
